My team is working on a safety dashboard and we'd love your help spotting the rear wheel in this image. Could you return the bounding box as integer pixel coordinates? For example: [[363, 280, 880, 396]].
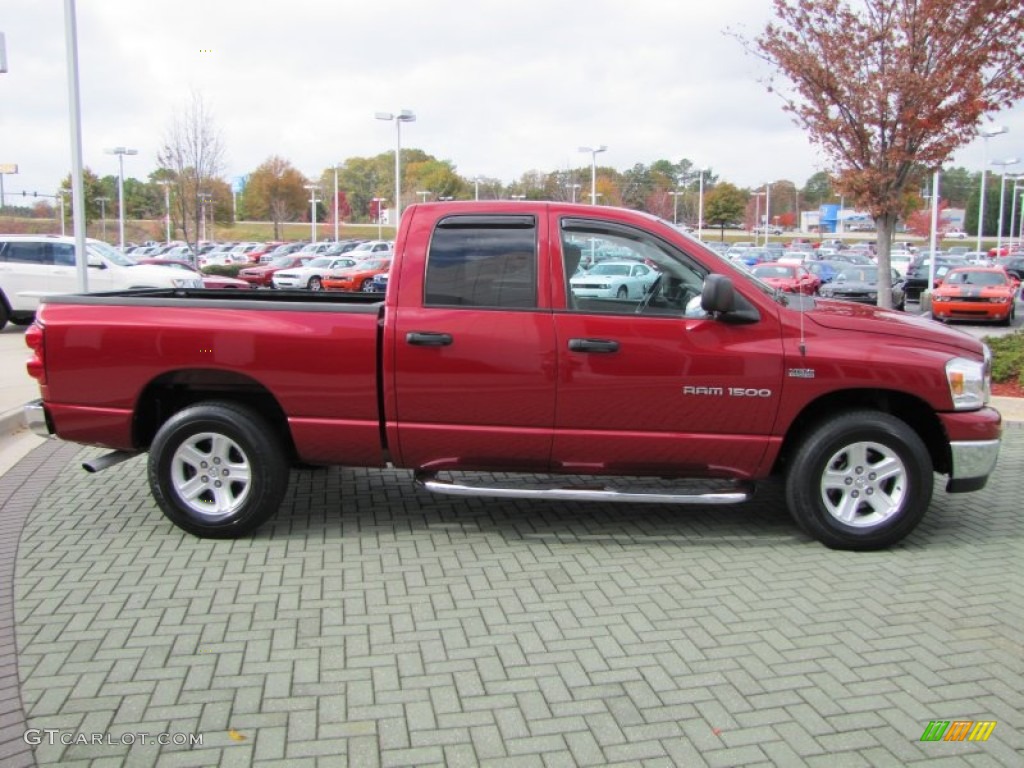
[[785, 411, 932, 550], [308, 276, 323, 291], [148, 402, 289, 538], [0, 295, 9, 331], [616, 285, 628, 298], [361, 279, 375, 292]]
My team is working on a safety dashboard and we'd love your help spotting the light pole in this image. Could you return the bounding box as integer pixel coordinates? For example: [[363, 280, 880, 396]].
[[474, 176, 483, 201], [95, 196, 109, 240], [56, 190, 66, 236], [305, 184, 319, 243], [976, 125, 1009, 251], [197, 192, 213, 243], [372, 197, 386, 240], [697, 168, 707, 240], [764, 185, 772, 245], [417, 190, 430, 203], [0, 163, 17, 213], [992, 159, 1020, 253], [156, 180, 172, 243], [375, 109, 415, 226], [333, 163, 341, 242], [751, 191, 766, 237], [579, 145, 607, 204], [105, 145, 137, 250], [669, 189, 683, 225], [568, 183, 581, 203], [1012, 177, 1024, 245]]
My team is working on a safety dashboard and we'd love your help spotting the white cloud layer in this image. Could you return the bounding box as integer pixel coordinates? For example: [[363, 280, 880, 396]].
[[2, 0, 1022, 197]]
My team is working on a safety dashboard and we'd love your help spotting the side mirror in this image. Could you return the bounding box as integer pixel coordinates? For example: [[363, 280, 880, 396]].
[[701, 274, 760, 324]]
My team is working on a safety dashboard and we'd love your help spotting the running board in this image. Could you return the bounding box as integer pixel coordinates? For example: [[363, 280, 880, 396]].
[[414, 472, 753, 505]]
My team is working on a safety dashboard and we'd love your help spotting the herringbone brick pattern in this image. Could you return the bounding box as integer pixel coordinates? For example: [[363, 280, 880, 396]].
[[8, 427, 1024, 766]]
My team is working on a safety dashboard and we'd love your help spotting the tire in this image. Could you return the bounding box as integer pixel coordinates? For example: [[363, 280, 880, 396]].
[[785, 410, 932, 550], [616, 285, 628, 299], [148, 402, 289, 538], [361, 279, 375, 292], [9, 313, 35, 326], [0, 301, 8, 332], [308, 276, 323, 291]]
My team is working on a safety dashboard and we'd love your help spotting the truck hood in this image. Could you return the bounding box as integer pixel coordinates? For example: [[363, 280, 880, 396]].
[[804, 298, 983, 356]]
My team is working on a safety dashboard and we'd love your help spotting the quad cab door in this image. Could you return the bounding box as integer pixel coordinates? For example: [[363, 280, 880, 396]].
[[552, 216, 785, 479], [386, 210, 557, 472]]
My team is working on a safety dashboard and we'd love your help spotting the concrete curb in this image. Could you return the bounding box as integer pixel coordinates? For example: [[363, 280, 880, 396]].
[[0, 405, 26, 438]]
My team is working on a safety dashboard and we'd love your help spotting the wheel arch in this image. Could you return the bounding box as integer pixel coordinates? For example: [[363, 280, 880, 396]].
[[133, 368, 296, 460], [775, 389, 950, 477]]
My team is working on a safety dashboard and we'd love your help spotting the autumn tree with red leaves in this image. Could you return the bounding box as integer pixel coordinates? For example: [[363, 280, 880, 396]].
[[749, 0, 1024, 307]]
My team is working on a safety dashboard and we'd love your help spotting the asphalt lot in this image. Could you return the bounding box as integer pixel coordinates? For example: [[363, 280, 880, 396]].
[[1, 318, 1022, 766]]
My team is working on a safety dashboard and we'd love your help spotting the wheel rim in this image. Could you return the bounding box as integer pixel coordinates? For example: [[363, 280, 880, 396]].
[[819, 440, 907, 527], [170, 432, 252, 520], [361, 279, 375, 292], [309, 278, 322, 291]]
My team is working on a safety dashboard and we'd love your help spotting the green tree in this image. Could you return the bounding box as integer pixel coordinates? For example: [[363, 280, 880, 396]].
[[704, 182, 747, 238], [801, 171, 834, 209], [60, 168, 107, 225]]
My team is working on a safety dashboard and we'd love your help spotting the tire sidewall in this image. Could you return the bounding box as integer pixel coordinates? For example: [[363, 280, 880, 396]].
[[786, 412, 933, 550], [148, 402, 288, 538]]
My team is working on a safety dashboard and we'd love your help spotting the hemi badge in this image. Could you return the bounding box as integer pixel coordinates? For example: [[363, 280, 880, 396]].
[[787, 368, 815, 379]]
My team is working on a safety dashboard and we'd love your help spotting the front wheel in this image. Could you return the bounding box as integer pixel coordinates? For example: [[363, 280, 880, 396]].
[[308, 276, 323, 291], [361, 279, 375, 292], [785, 411, 932, 550], [148, 402, 289, 538]]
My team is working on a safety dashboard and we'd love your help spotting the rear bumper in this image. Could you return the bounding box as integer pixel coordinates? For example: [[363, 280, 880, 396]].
[[24, 399, 53, 439]]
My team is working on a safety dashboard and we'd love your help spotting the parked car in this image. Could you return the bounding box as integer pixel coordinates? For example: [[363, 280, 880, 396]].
[[999, 255, 1024, 281], [805, 260, 843, 284], [569, 260, 661, 299], [368, 271, 389, 293], [903, 255, 967, 302], [322, 258, 393, 292], [237, 255, 314, 288], [259, 243, 305, 264], [888, 250, 914, 277], [750, 263, 821, 295], [135, 258, 253, 290], [944, 229, 968, 240], [272, 256, 361, 290], [930, 266, 1019, 325], [817, 265, 906, 310]]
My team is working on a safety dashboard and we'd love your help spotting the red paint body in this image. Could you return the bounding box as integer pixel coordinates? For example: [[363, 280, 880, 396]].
[[27, 202, 1001, 483]]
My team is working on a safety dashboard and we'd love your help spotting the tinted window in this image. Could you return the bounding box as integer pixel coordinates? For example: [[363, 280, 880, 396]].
[[425, 216, 537, 308], [52, 244, 76, 266], [0, 242, 48, 264]]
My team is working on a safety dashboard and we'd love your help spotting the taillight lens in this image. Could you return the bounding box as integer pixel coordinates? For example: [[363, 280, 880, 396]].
[[25, 323, 46, 384]]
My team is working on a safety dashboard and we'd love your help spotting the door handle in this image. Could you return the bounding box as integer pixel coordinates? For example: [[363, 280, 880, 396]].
[[568, 338, 619, 353], [406, 331, 453, 346]]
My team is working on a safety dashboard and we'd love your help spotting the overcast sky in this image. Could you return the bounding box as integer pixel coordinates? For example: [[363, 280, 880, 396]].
[[3, 0, 1024, 200]]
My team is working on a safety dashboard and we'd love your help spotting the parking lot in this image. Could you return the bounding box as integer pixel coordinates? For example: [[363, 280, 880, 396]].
[[1, 410, 1022, 765]]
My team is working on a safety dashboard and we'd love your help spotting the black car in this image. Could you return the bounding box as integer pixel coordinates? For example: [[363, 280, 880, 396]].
[[818, 265, 906, 310], [903, 256, 966, 302], [1001, 256, 1024, 281]]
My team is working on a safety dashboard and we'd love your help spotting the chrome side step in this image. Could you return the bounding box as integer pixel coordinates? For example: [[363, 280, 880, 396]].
[[414, 472, 753, 505]]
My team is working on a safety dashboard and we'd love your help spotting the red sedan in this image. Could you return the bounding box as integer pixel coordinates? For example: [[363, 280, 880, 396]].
[[751, 263, 822, 295], [237, 255, 314, 287]]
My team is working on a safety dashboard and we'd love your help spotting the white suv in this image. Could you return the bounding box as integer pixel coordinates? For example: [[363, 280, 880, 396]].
[[0, 235, 203, 329]]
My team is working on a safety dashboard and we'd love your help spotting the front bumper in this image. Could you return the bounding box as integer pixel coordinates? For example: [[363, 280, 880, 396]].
[[24, 399, 53, 439], [946, 438, 1001, 492]]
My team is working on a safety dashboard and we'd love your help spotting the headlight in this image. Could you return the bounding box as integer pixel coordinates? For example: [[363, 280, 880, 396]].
[[867, 291, 877, 299], [946, 354, 990, 410]]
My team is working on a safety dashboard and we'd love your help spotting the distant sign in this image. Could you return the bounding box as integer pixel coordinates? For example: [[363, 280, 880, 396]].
[[231, 176, 246, 194], [0, 163, 18, 174]]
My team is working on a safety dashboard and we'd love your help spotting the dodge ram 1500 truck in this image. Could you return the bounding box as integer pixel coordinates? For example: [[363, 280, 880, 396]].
[[24, 202, 1002, 550]]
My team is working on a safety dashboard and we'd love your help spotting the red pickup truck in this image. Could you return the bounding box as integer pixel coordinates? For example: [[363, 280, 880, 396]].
[[24, 202, 1002, 550]]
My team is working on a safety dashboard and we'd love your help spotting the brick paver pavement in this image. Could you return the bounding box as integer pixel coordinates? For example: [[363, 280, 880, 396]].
[[2, 427, 1022, 766]]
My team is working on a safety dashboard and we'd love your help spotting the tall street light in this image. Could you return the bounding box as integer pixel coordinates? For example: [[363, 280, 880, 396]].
[[371, 197, 386, 240], [1011, 176, 1024, 245], [333, 163, 342, 242], [992, 159, 1020, 253], [95, 196, 109, 240], [751, 191, 766, 237], [669, 189, 683, 225], [156, 180, 172, 244], [375, 109, 415, 226], [417, 190, 430, 203], [105, 145, 137, 250], [976, 125, 1009, 251], [697, 168, 707, 240], [579, 145, 607, 205], [568, 183, 581, 203], [305, 184, 320, 243]]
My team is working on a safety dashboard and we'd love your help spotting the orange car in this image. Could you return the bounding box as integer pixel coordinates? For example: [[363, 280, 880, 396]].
[[322, 257, 392, 292], [930, 266, 1019, 326]]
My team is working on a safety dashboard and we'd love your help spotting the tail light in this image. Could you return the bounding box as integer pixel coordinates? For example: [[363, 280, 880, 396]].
[[25, 322, 46, 384]]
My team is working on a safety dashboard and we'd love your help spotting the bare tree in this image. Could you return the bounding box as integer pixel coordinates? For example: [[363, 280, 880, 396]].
[[157, 91, 226, 251], [748, 0, 1024, 308]]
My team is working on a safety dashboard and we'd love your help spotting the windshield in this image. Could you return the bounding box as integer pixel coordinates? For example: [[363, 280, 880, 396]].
[[836, 267, 878, 282], [752, 265, 795, 279], [945, 270, 1007, 286], [589, 264, 632, 276], [270, 255, 295, 267], [307, 257, 332, 268], [88, 240, 135, 267]]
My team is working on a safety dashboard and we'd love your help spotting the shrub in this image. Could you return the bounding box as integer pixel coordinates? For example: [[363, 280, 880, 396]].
[[202, 264, 244, 278], [985, 332, 1024, 387]]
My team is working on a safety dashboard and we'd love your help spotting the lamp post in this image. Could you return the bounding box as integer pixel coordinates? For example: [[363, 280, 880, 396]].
[[375, 109, 415, 226], [105, 145, 137, 250], [156, 180, 172, 243], [304, 184, 319, 243], [992, 159, 1020, 253], [751, 190, 765, 237], [763, 184, 772, 246], [56, 190, 66, 236], [417, 190, 430, 203], [371, 197, 386, 240], [1011, 177, 1024, 245], [669, 189, 683, 225], [197, 192, 213, 243], [0, 163, 17, 213], [474, 176, 482, 201], [697, 168, 707, 240], [95, 196, 109, 240], [976, 125, 1009, 251], [333, 163, 342, 242], [568, 183, 581, 203], [579, 145, 607, 204]]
